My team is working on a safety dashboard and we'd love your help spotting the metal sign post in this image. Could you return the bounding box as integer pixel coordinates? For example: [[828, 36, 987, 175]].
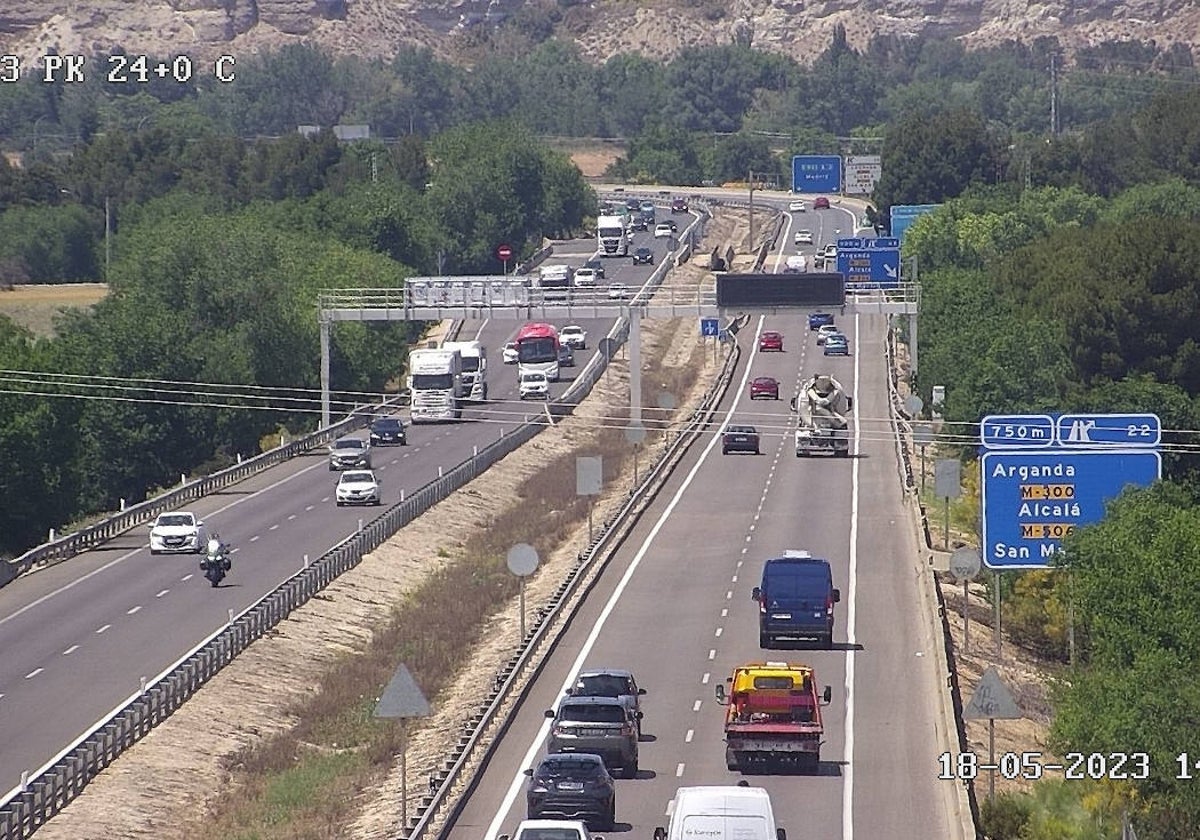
[[949, 548, 982, 652], [576, 456, 603, 544], [373, 664, 431, 837], [506, 544, 539, 643], [963, 667, 1023, 802], [626, 423, 646, 487], [934, 459, 962, 551]]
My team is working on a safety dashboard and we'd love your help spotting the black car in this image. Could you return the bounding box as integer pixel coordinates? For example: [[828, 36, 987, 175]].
[[630, 216, 648, 231], [525, 753, 616, 830], [369, 416, 407, 446], [723, 424, 760, 455], [632, 247, 654, 265], [558, 344, 575, 368], [583, 258, 606, 280]]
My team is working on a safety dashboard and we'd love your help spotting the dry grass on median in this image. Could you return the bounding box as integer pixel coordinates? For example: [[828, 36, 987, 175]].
[[170, 327, 712, 840]]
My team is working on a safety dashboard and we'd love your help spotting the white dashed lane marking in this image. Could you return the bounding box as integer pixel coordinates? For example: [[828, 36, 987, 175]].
[[62, 645, 78, 656]]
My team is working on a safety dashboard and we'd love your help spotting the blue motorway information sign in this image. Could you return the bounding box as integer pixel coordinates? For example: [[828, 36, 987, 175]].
[[700, 317, 720, 337], [980, 414, 1056, 449], [1057, 413, 1161, 447], [792, 155, 842, 194], [889, 204, 941, 241], [981, 450, 1162, 569], [835, 237, 900, 287]]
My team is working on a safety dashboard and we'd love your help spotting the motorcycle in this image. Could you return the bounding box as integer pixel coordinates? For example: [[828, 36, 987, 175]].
[[200, 538, 233, 587]]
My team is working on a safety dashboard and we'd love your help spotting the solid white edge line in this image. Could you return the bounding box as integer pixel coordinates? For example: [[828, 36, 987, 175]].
[[481, 317, 765, 840], [842, 309, 862, 840]]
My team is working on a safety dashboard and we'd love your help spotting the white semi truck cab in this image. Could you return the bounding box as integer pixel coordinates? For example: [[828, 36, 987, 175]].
[[441, 340, 488, 402], [408, 347, 464, 423]]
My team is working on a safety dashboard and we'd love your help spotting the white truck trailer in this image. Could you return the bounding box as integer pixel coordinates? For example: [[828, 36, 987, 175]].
[[441, 340, 488, 402], [792, 374, 853, 457], [407, 346, 465, 423]]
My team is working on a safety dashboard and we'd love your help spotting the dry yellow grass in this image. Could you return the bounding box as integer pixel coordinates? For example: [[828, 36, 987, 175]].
[[0, 283, 108, 337]]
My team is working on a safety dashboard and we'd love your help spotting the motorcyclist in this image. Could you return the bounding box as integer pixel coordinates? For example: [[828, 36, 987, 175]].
[[204, 534, 232, 570]]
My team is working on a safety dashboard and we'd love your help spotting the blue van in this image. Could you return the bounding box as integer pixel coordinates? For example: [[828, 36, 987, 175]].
[[752, 550, 840, 649]]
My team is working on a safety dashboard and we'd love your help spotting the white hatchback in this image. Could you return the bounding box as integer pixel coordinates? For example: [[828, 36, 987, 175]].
[[794, 229, 814, 245], [789, 200, 806, 212], [653, 223, 673, 239], [520, 371, 550, 400], [503, 342, 519, 364], [816, 323, 841, 345]]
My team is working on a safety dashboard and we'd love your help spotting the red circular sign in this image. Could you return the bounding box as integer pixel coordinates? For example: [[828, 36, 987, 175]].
[[496, 243, 513, 261]]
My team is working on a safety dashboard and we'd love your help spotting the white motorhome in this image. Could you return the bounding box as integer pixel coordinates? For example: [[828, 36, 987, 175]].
[[654, 786, 785, 840], [596, 215, 630, 257], [407, 346, 464, 423], [441, 340, 488, 402]]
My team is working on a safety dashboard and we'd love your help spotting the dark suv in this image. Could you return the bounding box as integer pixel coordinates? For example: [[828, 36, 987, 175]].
[[583, 258, 606, 281], [546, 696, 639, 778], [525, 753, 616, 830], [568, 669, 646, 736], [632, 247, 654, 265]]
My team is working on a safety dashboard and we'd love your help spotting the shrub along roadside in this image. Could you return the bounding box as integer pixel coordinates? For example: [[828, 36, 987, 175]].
[[183, 337, 708, 839]]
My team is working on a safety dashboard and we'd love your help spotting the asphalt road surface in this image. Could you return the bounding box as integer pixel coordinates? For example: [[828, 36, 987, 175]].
[[442, 308, 956, 840], [0, 222, 683, 800]]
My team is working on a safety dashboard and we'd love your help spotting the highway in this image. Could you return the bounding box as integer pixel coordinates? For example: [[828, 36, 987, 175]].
[[442, 306, 954, 840], [0, 218, 682, 800], [436, 197, 956, 839]]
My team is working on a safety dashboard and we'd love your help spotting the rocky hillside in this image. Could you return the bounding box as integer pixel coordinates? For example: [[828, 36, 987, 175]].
[[1, 0, 1197, 68]]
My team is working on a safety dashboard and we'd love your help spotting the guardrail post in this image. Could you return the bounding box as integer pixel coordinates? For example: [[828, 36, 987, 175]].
[[228, 608, 235, 627], [438, 466, 443, 478], [473, 445, 478, 459], [400, 489, 405, 503], [119, 498, 126, 511], [20, 770, 27, 791], [48, 528, 55, 542], [139, 676, 147, 695], [358, 518, 364, 532], [303, 554, 310, 568], [180, 473, 186, 486]]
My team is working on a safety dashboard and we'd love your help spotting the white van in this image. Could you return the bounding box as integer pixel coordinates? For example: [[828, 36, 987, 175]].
[[654, 785, 784, 840]]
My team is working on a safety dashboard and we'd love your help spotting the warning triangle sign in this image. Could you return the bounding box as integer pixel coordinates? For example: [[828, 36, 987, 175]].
[[963, 667, 1022, 720]]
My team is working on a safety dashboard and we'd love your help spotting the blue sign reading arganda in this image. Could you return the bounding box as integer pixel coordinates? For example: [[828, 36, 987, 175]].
[[981, 450, 1162, 569]]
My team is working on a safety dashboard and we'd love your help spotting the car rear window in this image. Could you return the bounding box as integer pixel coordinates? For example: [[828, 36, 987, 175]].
[[559, 703, 626, 723], [577, 675, 631, 696], [539, 757, 605, 777], [765, 566, 830, 598], [336, 438, 364, 449]]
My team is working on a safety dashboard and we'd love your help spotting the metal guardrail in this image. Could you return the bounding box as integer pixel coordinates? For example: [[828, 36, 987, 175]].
[[0, 404, 387, 589], [0, 228, 707, 839], [414, 315, 741, 840]]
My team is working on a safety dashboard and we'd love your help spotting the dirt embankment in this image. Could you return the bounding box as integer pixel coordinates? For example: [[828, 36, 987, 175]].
[[34, 208, 749, 839]]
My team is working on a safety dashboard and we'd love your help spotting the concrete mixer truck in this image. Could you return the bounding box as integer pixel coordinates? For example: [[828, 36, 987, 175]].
[[791, 374, 853, 457]]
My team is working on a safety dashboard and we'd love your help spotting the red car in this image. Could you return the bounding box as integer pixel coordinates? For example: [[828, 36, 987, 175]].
[[813, 196, 831, 209], [758, 331, 784, 352], [750, 376, 780, 400]]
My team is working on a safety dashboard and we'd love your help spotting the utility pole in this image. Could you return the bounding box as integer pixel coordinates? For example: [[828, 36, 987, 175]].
[[104, 195, 111, 280], [1049, 54, 1060, 136]]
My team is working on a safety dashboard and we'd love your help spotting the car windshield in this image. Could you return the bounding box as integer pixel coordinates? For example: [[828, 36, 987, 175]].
[[576, 674, 632, 696], [341, 471, 374, 483], [563, 328, 582, 336], [538, 758, 605, 778], [157, 514, 194, 527], [334, 438, 364, 450], [559, 703, 625, 723]]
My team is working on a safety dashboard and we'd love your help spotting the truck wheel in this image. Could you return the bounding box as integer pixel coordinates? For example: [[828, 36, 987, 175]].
[[726, 748, 739, 772], [482, 384, 488, 401], [759, 630, 770, 649]]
